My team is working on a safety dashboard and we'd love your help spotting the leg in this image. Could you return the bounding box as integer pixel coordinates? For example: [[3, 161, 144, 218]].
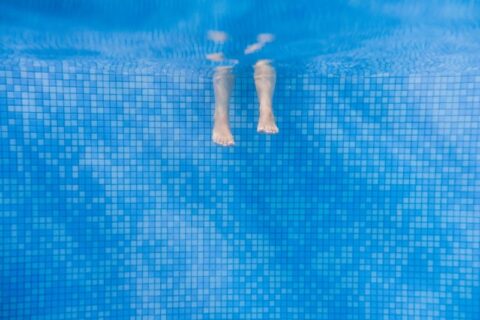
[[212, 66, 235, 146], [254, 60, 279, 134]]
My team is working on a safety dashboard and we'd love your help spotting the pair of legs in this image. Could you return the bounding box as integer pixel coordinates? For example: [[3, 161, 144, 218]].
[[213, 60, 279, 146]]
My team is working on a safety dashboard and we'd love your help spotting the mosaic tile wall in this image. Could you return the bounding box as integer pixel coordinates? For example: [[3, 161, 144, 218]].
[[1, 62, 480, 319]]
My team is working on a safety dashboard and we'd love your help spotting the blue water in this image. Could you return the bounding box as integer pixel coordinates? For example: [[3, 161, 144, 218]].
[[1, 1, 480, 319], [2, 0, 480, 74]]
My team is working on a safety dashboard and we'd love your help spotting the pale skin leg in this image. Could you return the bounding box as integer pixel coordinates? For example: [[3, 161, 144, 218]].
[[254, 60, 279, 134], [212, 66, 235, 146]]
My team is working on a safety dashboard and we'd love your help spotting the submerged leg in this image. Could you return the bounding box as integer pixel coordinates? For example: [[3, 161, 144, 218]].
[[212, 66, 235, 146], [254, 60, 278, 134]]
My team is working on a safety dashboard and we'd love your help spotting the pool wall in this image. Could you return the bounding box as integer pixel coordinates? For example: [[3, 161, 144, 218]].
[[1, 61, 480, 319]]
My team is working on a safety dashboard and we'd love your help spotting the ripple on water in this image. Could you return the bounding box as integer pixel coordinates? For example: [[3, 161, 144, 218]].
[[1, 0, 480, 75]]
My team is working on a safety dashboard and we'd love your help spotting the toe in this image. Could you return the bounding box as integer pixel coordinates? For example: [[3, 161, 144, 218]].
[[213, 134, 234, 146], [257, 124, 279, 134]]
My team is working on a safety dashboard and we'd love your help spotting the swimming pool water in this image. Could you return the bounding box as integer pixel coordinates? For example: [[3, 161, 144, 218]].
[[2, 0, 480, 74], [1, 1, 480, 319]]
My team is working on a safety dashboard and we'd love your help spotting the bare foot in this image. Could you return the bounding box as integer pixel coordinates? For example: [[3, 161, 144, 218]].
[[213, 114, 234, 146], [254, 60, 278, 134], [257, 108, 279, 134], [212, 66, 235, 147]]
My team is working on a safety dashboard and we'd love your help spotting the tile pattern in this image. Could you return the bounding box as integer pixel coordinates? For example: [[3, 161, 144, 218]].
[[1, 62, 480, 319]]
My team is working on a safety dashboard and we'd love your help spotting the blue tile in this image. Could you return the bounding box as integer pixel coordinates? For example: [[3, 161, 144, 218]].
[[1, 64, 480, 319]]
